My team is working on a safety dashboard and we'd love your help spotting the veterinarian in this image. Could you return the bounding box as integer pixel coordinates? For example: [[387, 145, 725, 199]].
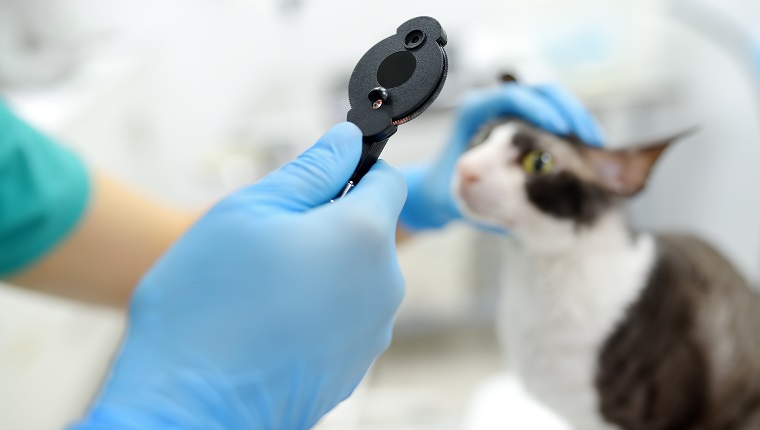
[[0, 84, 602, 428]]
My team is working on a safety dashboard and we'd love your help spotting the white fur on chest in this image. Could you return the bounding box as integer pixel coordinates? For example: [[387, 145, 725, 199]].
[[498, 227, 656, 430]]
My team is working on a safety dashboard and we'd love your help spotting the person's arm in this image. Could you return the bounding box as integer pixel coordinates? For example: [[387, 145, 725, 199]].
[[7, 172, 199, 307], [396, 83, 605, 237], [0, 101, 198, 307]]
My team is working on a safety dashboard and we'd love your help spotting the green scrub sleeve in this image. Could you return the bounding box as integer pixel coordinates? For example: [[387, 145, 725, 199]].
[[0, 100, 91, 276]]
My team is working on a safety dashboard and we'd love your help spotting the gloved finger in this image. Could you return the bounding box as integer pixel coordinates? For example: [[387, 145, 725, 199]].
[[453, 83, 572, 149], [338, 160, 407, 232], [246, 122, 363, 212], [533, 84, 605, 147]]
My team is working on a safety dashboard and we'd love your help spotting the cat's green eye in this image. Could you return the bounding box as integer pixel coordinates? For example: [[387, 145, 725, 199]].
[[522, 150, 555, 175]]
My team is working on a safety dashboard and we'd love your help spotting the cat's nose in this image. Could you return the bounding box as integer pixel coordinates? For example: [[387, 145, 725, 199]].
[[459, 167, 480, 184], [457, 158, 482, 184]]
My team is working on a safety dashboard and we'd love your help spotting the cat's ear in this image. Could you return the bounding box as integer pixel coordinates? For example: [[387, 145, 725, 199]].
[[583, 129, 697, 196]]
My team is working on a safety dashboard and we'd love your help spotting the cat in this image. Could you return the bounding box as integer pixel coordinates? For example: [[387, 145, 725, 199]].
[[452, 118, 760, 429]]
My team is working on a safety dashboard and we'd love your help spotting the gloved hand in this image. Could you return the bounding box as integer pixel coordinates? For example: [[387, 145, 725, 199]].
[[399, 83, 605, 231], [72, 123, 407, 430]]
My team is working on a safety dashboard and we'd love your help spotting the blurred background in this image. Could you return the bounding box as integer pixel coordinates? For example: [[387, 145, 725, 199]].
[[1, 0, 759, 428]]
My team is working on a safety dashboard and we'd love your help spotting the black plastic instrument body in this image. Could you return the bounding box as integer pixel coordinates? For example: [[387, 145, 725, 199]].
[[335, 16, 448, 200]]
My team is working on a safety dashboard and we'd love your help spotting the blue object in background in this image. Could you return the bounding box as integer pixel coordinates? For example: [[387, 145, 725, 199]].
[[753, 37, 760, 84]]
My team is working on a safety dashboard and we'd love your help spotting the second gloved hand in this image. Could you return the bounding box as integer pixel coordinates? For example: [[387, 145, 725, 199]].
[[73, 123, 407, 430], [399, 83, 605, 231]]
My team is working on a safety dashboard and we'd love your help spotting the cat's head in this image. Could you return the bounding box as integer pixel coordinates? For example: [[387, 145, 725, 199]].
[[453, 119, 691, 250]]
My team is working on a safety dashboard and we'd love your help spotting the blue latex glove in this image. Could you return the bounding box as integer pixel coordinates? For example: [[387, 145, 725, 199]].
[[72, 123, 407, 430], [399, 83, 605, 231]]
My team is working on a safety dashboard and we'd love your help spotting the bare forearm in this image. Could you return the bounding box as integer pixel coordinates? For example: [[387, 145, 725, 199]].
[[7, 173, 200, 308], [396, 225, 413, 245]]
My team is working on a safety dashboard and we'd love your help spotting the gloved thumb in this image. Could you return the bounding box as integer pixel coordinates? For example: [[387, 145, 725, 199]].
[[246, 122, 363, 212]]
